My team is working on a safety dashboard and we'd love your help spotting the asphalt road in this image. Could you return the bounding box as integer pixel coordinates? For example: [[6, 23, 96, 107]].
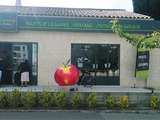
[[0, 111, 160, 120]]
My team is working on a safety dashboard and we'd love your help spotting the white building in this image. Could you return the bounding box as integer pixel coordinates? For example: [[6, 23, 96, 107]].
[[0, 5, 160, 89]]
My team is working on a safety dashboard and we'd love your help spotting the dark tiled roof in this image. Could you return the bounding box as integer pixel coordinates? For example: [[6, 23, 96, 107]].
[[0, 5, 151, 20]]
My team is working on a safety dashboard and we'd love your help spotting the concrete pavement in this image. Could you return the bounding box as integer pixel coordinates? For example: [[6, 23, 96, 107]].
[[0, 111, 160, 120]]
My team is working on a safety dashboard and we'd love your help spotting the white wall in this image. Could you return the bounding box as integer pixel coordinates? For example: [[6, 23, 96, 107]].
[[148, 49, 160, 89], [0, 31, 148, 87]]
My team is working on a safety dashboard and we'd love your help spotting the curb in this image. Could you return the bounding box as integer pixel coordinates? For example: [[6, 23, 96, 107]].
[[0, 109, 160, 113]]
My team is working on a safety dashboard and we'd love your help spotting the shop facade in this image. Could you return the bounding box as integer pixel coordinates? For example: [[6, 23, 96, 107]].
[[0, 6, 160, 89]]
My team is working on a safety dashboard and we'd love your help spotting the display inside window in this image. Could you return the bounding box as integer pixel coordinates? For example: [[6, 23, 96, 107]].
[[71, 43, 120, 85], [0, 42, 38, 85]]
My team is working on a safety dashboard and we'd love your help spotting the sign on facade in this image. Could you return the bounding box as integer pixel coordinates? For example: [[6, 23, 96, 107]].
[[136, 51, 150, 80], [0, 12, 17, 32], [136, 51, 149, 70]]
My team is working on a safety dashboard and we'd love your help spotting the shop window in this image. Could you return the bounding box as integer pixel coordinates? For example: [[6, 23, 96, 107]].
[[0, 42, 38, 85], [71, 43, 120, 86]]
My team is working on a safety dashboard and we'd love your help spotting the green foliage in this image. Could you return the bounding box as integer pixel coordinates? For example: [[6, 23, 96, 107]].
[[111, 19, 160, 49], [21, 91, 37, 108], [86, 93, 97, 108], [39, 91, 55, 108], [112, 19, 144, 47], [133, 0, 160, 20], [136, 70, 149, 80], [105, 96, 114, 109], [119, 96, 129, 109], [55, 92, 67, 108], [71, 92, 81, 108], [150, 96, 159, 110], [9, 89, 21, 108], [0, 92, 9, 108]]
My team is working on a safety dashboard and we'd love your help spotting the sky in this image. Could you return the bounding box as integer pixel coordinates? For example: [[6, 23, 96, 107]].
[[0, 0, 133, 11]]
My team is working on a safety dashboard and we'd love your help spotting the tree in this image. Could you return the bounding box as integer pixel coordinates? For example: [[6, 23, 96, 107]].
[[111, 19, 160, 85], [111, 19, 160, 50], [133, 0, 160, 20]]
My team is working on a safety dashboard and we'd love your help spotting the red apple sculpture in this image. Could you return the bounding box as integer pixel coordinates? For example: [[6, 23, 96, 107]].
[[54, 64, 80, 86]]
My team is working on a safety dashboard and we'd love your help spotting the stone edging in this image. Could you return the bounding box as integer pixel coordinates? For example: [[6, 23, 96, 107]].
[[0, 109, 160, 113]]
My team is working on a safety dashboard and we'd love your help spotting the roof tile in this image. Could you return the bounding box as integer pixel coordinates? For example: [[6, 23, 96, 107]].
[[0, 5, 152, 20]]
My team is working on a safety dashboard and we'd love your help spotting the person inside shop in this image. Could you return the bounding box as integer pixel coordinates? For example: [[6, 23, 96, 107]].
[[18, 60, 31, 87]]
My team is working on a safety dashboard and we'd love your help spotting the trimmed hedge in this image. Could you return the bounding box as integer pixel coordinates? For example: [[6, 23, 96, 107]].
[[0, 90, 159, 110], [21, 91, 37, 108], [150, 96, 159, 110], [105, 96, 114, 109], [55, 92, 67, 108], [86, 93, 97, 109], [119, 96, 129, 109], [0, 92, 9, 108], [71, 92, 82, 109], [39, 91, 55, 108], [9, 89, 22, 108]]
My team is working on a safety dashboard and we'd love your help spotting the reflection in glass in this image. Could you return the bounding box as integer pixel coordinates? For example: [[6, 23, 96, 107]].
[[71, 43, 120, 85], [0, 42, 38, 85]]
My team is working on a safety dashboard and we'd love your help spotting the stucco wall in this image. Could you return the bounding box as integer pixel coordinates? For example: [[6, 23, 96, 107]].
[[148, 49, 160, 89], [0, 31, 149, 87]]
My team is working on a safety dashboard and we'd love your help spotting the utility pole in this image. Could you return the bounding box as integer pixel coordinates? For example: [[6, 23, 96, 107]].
[[15, 0, 21, 6]]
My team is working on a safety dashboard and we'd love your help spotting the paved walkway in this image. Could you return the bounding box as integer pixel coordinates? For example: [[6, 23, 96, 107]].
[[0, 111, 159, 120], [0, 85, 151, 93]]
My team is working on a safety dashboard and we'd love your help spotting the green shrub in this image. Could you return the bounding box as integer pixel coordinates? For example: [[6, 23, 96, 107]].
[[105, 96, 114, 109], [119, 96, 129, 109], [86, 93, 97, 109], [39, 91, 55, 108], [21, 91, 37, 108], [0, 92, 9, 108], [9, 89, 21, 108], [150, 96, 159, 110], [71, 92, 81, 108], [55, 92, 67, 108]]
